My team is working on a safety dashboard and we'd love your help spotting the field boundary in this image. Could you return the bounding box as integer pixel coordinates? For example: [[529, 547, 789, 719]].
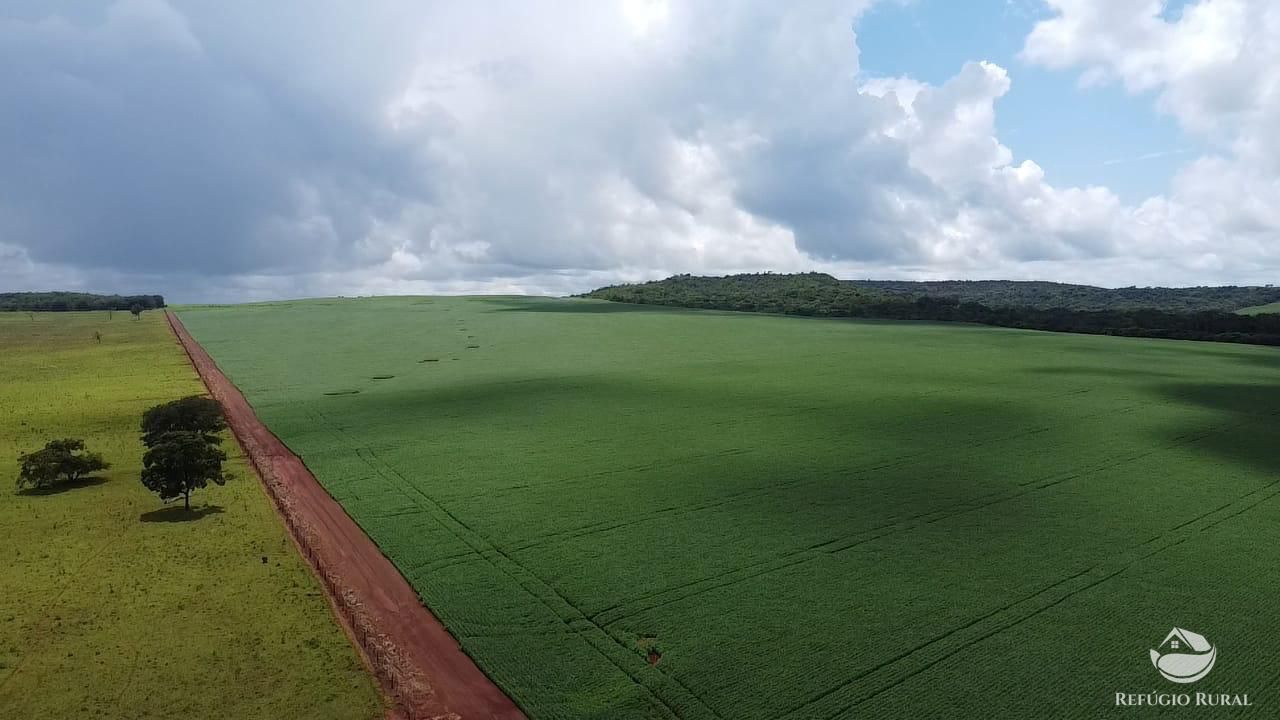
[[165, 310, 524, 720]]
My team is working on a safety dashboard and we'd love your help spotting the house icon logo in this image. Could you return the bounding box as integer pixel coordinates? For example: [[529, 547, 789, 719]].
[[1150, 628, 1217, 684]]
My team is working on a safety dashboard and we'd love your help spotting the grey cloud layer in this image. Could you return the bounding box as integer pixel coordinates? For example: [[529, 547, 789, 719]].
[[1, 0, 1276, 301]]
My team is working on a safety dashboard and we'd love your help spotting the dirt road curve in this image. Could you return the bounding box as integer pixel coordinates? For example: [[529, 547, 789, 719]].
[[166, 311, 525, 720]]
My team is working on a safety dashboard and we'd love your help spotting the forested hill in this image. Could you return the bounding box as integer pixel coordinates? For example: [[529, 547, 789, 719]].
[[0, 292, 166, 312], [582, 273, 1280, 347], [581, 273, 891, 314], [847, 279, 1280, 313]]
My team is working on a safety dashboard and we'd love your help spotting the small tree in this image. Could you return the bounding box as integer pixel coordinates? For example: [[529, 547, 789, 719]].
[[129, 303, 143, 319], [141, 396, 226, 447], [16, 439, 110, 491], [140, 431, 230, 510]]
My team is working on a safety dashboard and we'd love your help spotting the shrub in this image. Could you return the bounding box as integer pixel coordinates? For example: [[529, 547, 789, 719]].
[[15, 439, 110, 491]]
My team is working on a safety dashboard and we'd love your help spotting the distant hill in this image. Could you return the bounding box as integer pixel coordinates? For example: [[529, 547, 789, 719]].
[[0, 292, 166, 312], [847, 279, 1280, 313], [579, 273, 890, 315], [583, 273, 1280, 347]]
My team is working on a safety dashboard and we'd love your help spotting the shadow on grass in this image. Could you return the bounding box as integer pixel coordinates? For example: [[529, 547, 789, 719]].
[[1024, 365, 1180, 380], [1153, 381, 1280, 476], [480, 297, 679, 314], [17, 476, 108, 496], [140, 505, 225, 523]]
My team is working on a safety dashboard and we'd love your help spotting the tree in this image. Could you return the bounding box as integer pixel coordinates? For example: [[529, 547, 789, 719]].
[[140, 431, 230, 510], [140, 396, 226, 447], [129, 303, 143, 319], [16, 439, 110, 491]]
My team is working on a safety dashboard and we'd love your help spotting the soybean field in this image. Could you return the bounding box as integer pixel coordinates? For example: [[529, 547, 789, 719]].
[[178, 296, 1280, 719]]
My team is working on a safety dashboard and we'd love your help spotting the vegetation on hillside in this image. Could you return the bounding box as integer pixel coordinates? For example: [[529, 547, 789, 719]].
[[0, 292, 165, 312], [847, 279, 1280, 312], [583, 273, 1280, 346]]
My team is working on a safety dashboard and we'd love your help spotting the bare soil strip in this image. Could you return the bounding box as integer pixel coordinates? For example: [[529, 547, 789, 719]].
[[166, 311, 525, 720]]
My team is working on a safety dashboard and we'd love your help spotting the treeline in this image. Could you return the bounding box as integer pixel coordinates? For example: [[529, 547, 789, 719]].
[[583, 274, 1280, 347], [847, 279, 1280, 313], [0, 292, 166, 312]]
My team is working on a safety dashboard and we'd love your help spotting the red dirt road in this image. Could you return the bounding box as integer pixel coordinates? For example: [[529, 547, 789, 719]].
[[166, 311, 525, 720]]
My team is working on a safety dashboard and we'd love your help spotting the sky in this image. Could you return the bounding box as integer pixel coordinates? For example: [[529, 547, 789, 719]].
[[1, 0, 1277, 302]]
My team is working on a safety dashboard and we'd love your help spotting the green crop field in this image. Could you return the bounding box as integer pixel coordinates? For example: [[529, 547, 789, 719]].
[[0, 312, 380, 719], [1237, 302, 1280, 316], [178, 297, 1280, 719]]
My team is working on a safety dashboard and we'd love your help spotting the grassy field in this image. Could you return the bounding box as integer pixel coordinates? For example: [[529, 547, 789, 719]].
[[0, 312, 380, 719], [179, 297, 1280, 719], [1237, 301, 1280, 315]]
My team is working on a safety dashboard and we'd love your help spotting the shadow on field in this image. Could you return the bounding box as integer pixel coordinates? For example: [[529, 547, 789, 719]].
[[1131, 342, 1280, 371], [316, 372, 1079, 545], [1153, 382, 1280, 476], [1160, 382, 1280, 417], [479, 298, 677, 314], [17, 476, 108, 496], [1227, 351, 1280, 372], [1024, 365, 1180, 380], [140, 505, 225, 523]]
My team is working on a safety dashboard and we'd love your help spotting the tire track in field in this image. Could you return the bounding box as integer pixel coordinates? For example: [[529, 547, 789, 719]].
[[513, 401, 1152, 558], [590, 411, 1227, 627], [303, 405, 721, 720], [449, 382, 1141, 512], [352, 446, 724, 720], [778, 477, 1280, 720]]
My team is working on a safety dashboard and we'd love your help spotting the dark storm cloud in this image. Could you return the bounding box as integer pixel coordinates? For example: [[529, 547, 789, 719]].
[[0, 1, 432, 279]]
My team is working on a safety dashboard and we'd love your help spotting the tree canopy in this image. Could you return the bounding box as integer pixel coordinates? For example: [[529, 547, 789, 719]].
[[140, 396, 227, 447]]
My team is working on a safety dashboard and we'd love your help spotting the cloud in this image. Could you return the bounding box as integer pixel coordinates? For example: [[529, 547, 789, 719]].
[[1022, 0, 1280, 283], [0, 0, 1277, 301]]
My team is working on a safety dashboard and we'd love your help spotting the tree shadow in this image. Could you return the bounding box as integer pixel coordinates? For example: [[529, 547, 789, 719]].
[[139, 504, 225, 523], [16, 476, 108, 496]]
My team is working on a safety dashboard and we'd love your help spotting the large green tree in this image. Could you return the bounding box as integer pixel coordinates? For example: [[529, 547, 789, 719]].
[[140, 431, 230, 510], [15, 439, 110, 491]]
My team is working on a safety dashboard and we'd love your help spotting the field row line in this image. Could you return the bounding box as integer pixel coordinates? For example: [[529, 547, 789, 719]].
[[781, 476, 1280, 719], [352, 444, 724, 720], [301, 404, 722, 720], [444, 379, 1134, 511], [589, 406, 1169, 627], [509, 401, 1153, 561]]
